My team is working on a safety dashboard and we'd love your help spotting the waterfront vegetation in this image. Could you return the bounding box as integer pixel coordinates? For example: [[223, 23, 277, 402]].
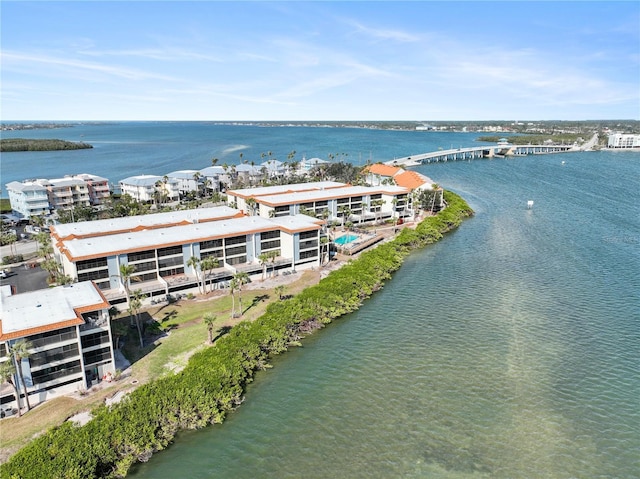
[[0, 138, 93, 152], [0, 191, 472, 479], [477, 133, 587, 145]]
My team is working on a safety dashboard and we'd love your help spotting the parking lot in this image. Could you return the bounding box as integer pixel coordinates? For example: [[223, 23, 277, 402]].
[[0, 231, 49, 293]]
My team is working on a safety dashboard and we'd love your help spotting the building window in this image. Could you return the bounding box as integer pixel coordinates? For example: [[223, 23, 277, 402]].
[[159, 268, 185, 277], [78, 269, 109, 282], [31, 360, 82, 384], [225, 245, 246, 257], [200, 239, 223, 250], [201, 251, 222, 261], [299, 230, 318, 240], [83, 347, 112, 367], [157, 256, 182, 269], [76, 257, 108, 271], [157, 245, 182, 257], [225, 235, 246, 246], [29, 344, 79, 368], [261, 239, 281, 251], [81, 331, 110, 350], [135, 272, 159, 282], [300, 249, 318, 260], [300, 239, 318, 250], [226, 255, 247, 265], [29, 327, 77, 349], [274, 206, 289, 217], [261, 230, 280, 240], [128, 250, 155, 262], [129, 260, 156, 272]]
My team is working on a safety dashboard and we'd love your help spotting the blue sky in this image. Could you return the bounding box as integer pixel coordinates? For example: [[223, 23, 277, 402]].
[[2, 1, 639, 121]]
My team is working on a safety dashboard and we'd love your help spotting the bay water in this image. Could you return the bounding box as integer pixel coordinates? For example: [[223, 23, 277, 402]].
[[2, 124, 638, 477]]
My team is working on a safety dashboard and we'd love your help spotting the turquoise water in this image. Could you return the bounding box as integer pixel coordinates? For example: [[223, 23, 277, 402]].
[[3, 124, 638, 477], [334, 234, 359, 245], [129, 149, 639, 479]]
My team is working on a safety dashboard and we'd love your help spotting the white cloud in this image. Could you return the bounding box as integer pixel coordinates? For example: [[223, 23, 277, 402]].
[[1, 51, 179, 82]]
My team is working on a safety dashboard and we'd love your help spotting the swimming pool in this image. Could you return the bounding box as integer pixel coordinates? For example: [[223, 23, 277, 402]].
[[334, 234, 358, 245]]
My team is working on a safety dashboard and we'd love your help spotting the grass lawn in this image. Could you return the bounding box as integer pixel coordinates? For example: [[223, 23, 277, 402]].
[[0, 270, 321, 462]]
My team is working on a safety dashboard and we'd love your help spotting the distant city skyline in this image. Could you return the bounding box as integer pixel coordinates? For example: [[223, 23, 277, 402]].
[[2, 1, 639, 121]]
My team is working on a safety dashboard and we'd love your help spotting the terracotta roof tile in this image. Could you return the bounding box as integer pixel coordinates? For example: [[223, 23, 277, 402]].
[[394, 171, 428, 190], [366, 164, 402, 177]]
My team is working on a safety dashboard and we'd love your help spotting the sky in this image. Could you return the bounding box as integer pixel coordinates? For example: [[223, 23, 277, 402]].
[[1, 1, 639, 121]]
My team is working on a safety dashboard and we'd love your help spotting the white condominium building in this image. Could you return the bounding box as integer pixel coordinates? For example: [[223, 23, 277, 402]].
[[4, 181, 50, 220], [119, 175, 180, 203], [72, 174, 111, 205], [607, 133, 640, 149], [50, 207, 324, 305], [0, 282, 115, 413], [34, 177, 91, 211], [227, 181, 413, 222]]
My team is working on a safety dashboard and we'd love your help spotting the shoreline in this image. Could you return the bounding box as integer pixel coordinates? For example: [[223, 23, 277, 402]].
[[1, 192, 474, 478]]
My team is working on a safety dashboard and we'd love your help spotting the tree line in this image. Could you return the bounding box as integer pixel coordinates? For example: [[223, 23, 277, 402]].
[[0, 191, 473, 479], [0, 139, 93, 152]]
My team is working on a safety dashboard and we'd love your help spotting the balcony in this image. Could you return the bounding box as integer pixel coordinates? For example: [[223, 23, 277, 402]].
[[79, 314, 109, 332]]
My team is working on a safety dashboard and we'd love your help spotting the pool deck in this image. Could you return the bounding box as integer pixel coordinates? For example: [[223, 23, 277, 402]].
[[333, 231, 384, 255]]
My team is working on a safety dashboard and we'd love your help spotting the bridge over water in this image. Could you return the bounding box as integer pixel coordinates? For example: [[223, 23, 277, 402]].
[[385, 143, 579, 167]]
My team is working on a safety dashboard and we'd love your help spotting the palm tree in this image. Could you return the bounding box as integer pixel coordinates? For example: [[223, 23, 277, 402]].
[[211, 157, 219, 167], [268, 250, 278, 278], [34, 231, 51, 255], [391, 197, 399, 228], [119, 263, 138, 312], [258, 253, 270, 281], [338, 205, 351, 229], [1, 232, 18, 258], [229, 272, 250, 318], [187, 256, 203, 294], [319, 237, 329, 265], [41, 257, 61, 284], [431, 183, 440, 213], [275, 284, 286, 300], [9, 339, 32, 413], [245, 198, 257, 216], [130, 289, 145, 348], [0, 361, 22, 416], [192, 172, 203, 198], [203, 313, 217, 344], [200, 256, 219, 293]]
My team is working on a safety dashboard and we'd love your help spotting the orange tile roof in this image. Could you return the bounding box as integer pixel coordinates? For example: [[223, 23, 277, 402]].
[[393, 171, 428, 190], [366, 163, 402, 177]]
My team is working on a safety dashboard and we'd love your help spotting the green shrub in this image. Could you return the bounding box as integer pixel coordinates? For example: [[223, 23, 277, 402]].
[[0, 191, 473, 479]]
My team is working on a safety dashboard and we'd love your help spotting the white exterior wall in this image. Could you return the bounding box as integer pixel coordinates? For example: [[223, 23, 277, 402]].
[[120, 181, 156, 202], [5, 182, 50, 219], [608, 133, 640, 148], [0, 283, 115, 412]]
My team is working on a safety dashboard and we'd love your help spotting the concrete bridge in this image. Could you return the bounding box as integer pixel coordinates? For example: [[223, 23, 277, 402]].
[[386, 143, 579, 167]]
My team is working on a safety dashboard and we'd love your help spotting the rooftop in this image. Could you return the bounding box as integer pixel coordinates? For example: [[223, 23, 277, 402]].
[[227, 181, 346, 199], [254, 185, 409, 207], [119, 175, 177, 187], [393, 171, 435, 190], [0, 282, 109, 341], [50, 206, 243, 240], [59, 214, 322, 261], [365, 163, 402, 177]]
